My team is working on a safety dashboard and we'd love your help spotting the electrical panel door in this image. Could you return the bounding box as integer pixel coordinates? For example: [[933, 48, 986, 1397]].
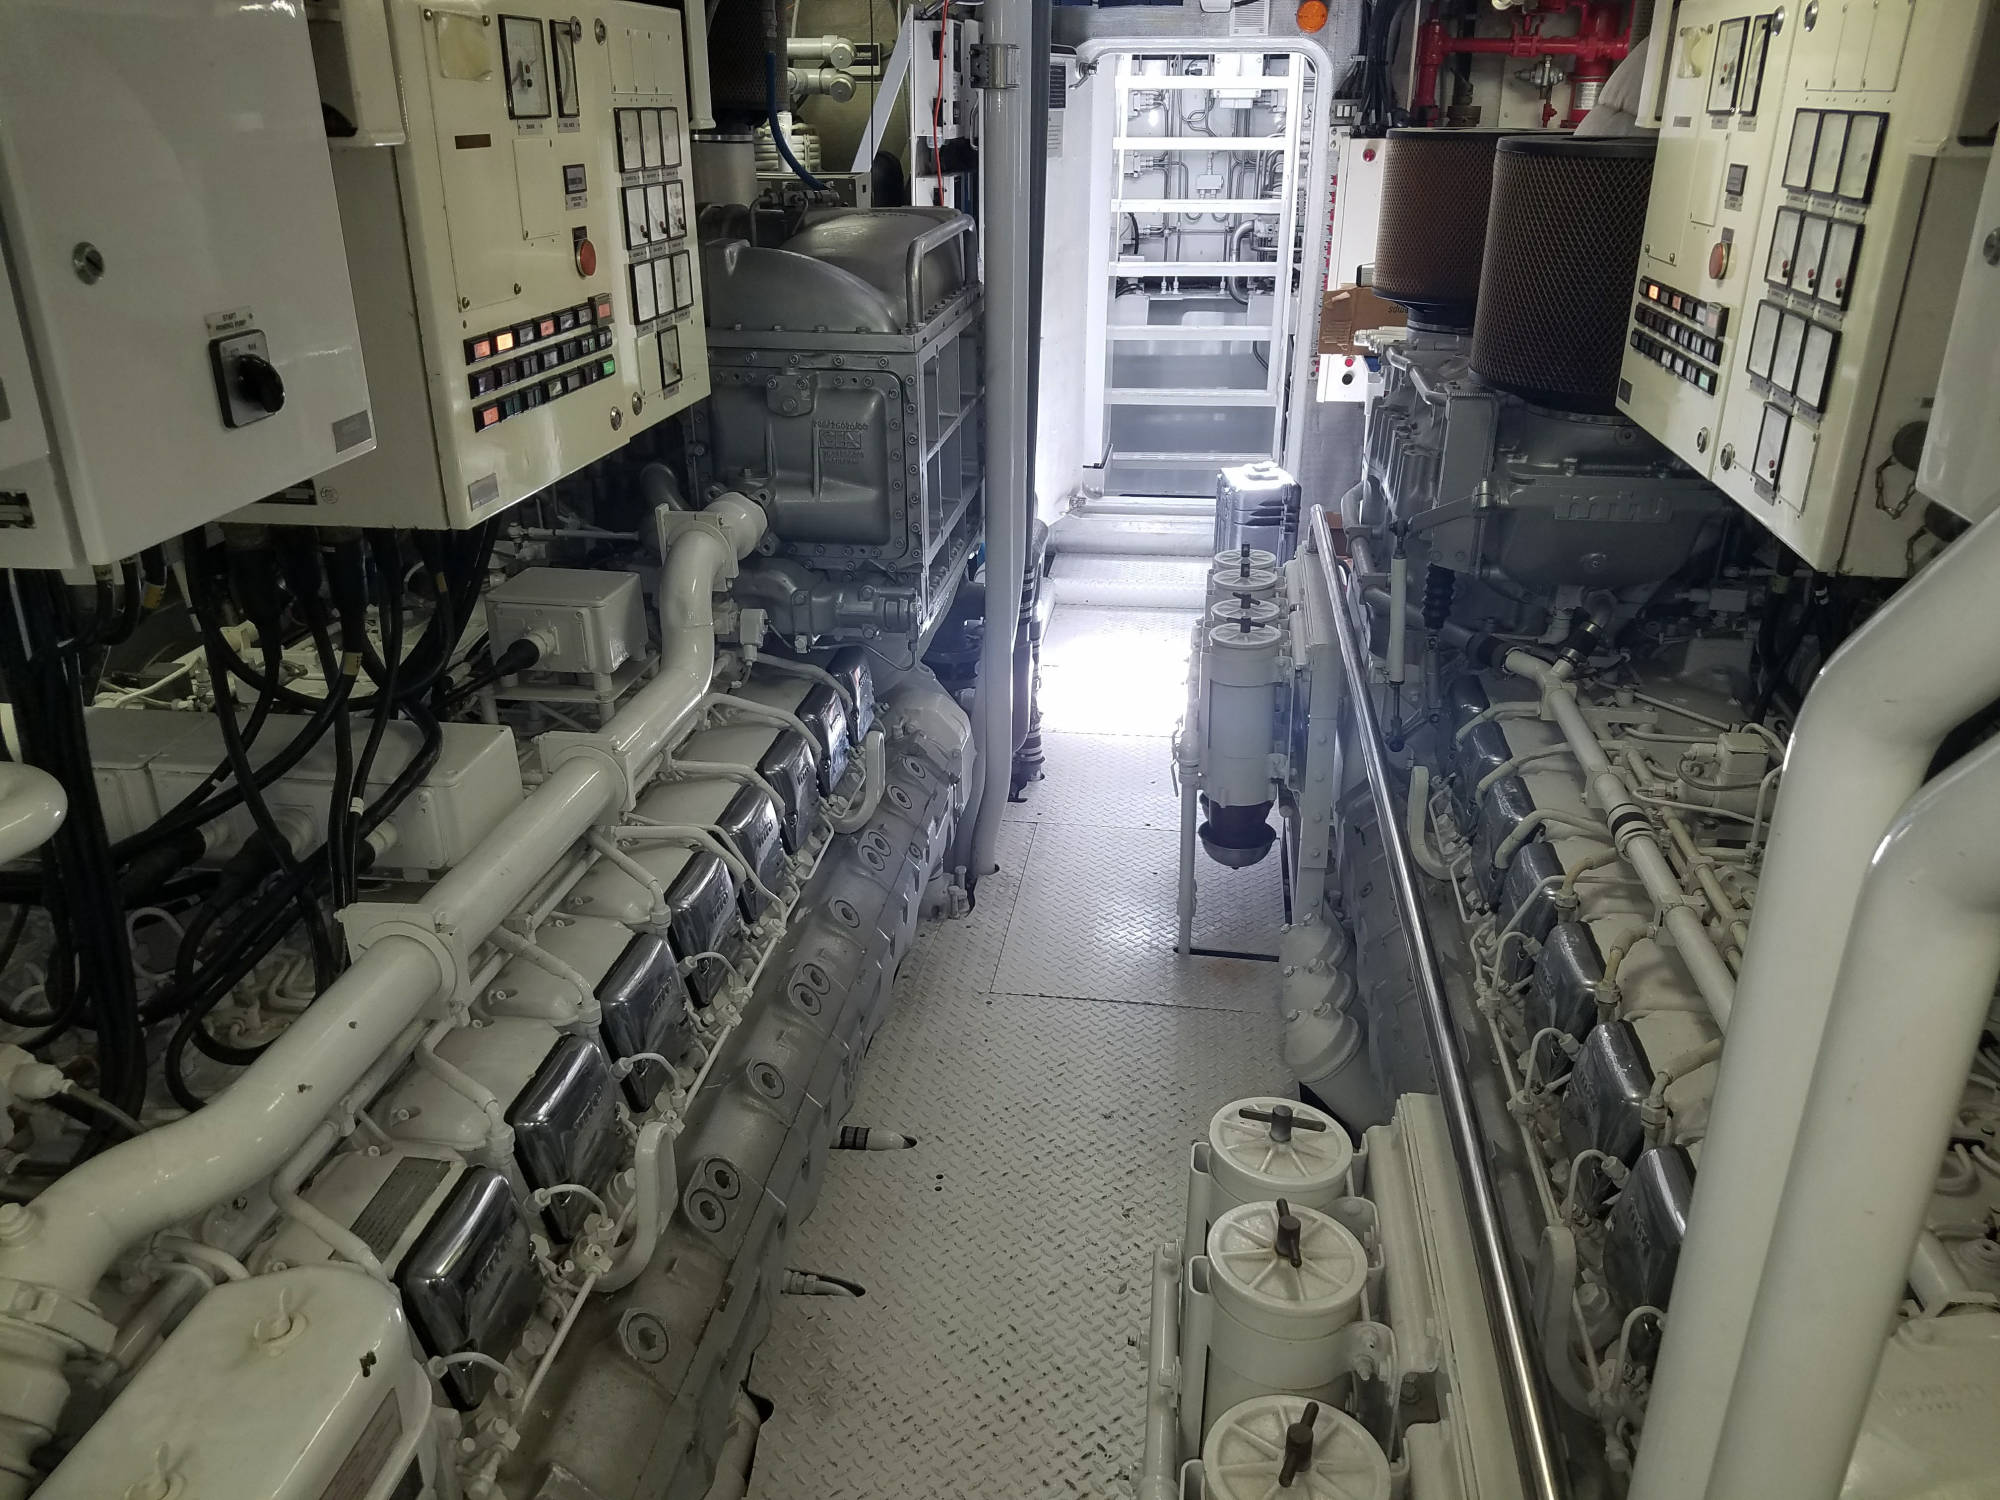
[[0, 0, 373, 568], [241, 0, 708, 531], [1614, 0, 2000, 575]]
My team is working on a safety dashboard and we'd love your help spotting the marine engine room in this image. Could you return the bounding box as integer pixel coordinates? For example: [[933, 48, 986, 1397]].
[[0, 0, 1998, 1497]]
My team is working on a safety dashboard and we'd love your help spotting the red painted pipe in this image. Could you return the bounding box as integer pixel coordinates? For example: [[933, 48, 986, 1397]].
[[1409, 0, 1630, 126]]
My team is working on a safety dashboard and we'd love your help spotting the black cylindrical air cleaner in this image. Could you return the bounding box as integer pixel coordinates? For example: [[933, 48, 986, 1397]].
[[1372, 128, 1518, 331], [1471, 135, 1656, 414]]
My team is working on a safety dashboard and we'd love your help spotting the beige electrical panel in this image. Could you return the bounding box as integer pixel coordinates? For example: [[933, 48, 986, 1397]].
[[1616, 0, 2000, 575], [243, 0, 708, 530]]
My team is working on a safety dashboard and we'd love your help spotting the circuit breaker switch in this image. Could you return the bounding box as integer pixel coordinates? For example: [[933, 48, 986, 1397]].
[[209, 330, 286, 429]]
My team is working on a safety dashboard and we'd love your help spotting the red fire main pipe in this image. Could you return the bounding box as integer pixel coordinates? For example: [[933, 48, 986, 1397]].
[[1410, 0, 1631, 126]]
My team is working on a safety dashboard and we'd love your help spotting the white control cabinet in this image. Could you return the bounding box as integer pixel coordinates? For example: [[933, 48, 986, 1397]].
[[1615, 0, 2000, 575], [242, 0, 710, 531], [0, 0, 374, 568]]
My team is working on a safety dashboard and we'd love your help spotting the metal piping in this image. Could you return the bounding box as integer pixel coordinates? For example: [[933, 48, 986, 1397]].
[[964, 0, 1030, 884], [1706, 731, 2000, 1498], [1631, 504, 2000, 1500], [1307, 505, 1566, 1500]]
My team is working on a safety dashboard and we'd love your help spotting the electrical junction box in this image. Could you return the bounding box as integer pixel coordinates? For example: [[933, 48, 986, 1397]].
[[239, 0, 710, 531], [86, 707, 523, 877], [484, 565, 649, 676], [0, 0, 373, 569], [1615, 0, 2000, 576]]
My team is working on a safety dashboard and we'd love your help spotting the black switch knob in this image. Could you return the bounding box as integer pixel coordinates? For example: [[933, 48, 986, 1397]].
[[234, 354, 286, 416]]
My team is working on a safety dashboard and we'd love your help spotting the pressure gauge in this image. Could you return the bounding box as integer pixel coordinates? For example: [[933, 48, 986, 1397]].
[[551, 17, 581, 119], [501, 14, 551, 119]]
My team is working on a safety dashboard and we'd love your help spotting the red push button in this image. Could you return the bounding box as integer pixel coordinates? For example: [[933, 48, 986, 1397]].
[[575, 237, 597, 277]]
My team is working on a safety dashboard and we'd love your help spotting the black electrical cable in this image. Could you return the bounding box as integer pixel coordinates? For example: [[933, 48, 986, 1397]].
[[163, 704, 442, 1101], [0, 572, 148, 1135], [348, 531, 404, 898], [441, 637, 540, 711], [188, 557, 340, 992]]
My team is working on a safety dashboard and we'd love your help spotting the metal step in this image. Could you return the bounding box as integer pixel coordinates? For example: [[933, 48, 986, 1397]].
[[1072, 493, 1217, 519], [1046, 554, 1209, 611], [1045, 512, 1215, 558]]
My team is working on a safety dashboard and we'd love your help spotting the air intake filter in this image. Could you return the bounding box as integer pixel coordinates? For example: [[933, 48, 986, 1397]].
[[1374, 129, 1517, 330], [1471, 136, 1656, 414]]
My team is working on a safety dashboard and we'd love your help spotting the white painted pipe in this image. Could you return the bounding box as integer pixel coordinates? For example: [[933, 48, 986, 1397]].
[[965, 0, 1030, 882], [1139, 1241, 1182, 1500], [1632, 506, 2000, 1500], [1503, 651, 1736, 1028], [0, 763, 63, 865], [600, 1120, 677, 1293], [0, 496, 768, 1493], [831, 729, 885, 834], [1704, 732, 2000, 1499]]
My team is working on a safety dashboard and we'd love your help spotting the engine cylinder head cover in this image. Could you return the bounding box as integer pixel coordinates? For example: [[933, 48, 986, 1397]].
[[1472, 135, 1657, 413], [1201, 1394, 1391, 1500], [1375, 128, 1518, 330], [1206, 1096, 1355, 1217]]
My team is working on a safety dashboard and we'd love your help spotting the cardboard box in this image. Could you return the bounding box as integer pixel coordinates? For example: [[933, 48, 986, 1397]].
[[1318, 285, 1406, 355]]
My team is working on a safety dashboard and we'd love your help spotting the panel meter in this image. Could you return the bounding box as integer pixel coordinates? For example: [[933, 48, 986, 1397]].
[[1615, 0, 2000, 575], [0, 0, 372, 568], [246, 0, 711, 531]]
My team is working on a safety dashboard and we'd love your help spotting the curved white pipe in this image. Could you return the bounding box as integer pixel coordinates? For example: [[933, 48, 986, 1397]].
[[1633, 506, 2000, 1500], [1706, 733, 2000, 1498], [600, 1120, 677, 1293], [1137, 1241, 1181, 1500], [831, 728, 885, 834], [0, 763, 64, 866], [0, 496, 768, 1495]]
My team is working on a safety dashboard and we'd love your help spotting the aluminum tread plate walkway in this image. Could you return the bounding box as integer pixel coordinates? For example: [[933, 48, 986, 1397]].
[[747, 606, 1287, 1499]]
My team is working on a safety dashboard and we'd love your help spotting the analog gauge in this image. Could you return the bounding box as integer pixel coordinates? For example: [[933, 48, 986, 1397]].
[[501, 15, 551, 119], [551, 18, 581, 118]]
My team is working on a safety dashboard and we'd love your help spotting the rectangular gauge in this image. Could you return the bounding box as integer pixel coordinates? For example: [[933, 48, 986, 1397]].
[[1755, 403, 1790, 484], [1796, 322, 1838, 412], [500, 15, 551, 120], [1784, 110, 1819, 190], [1739, 14, 1774, 115], [1710, 18, 1748, 114], [1809, 112, 1848, 195], [1766, 207, 1802, 287], [1817, 220, 1861, 309], [550, 19, 581, 118], [1791, 215, 1830, 296], [1838, 113, 1885, 201]]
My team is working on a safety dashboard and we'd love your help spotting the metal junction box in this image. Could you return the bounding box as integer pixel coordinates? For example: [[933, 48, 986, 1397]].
[[703, 208, 982, 646], [239, 0, 710, 531], [0, 0, 373, 568]]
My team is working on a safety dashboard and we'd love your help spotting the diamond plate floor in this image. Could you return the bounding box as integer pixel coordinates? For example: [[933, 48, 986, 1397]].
[[747, 604, 1287, 1499]]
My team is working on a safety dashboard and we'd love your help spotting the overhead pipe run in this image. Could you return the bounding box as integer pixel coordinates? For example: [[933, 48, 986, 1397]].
[[1631, 504, 2000, 1500]]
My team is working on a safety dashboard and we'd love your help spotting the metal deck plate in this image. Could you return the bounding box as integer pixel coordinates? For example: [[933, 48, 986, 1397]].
[[748, 606, 1287, 1497]]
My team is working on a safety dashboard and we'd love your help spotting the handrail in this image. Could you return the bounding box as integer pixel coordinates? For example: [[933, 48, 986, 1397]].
[[1306, 504, 1566, 1500]]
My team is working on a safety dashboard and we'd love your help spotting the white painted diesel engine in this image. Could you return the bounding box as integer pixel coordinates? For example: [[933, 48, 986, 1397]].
[[1163, 42, 2000, 1498], [0, 494, 974, 1500]]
